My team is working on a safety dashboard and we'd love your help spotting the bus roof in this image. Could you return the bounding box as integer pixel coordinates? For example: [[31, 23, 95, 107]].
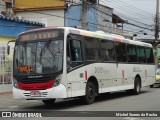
[[20, 26, 152, 48], [65, 27, 152, 48]]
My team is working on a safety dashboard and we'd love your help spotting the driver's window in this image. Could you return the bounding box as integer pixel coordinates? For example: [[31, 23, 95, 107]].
[[67, 39, 83, 62]]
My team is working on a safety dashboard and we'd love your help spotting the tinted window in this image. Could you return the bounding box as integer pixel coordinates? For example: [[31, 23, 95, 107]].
[[145, 48, 154, 64], [127, 44, 137, 62], [84, 37, 100, 61], [137, 46, 146, 63], [69, 40, 83, 61], [100, 40, 115, 61], [115, 42, 127, 62]]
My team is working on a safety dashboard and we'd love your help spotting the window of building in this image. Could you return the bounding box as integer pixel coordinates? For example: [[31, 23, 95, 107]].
[[145, 47, 154, 64], [100, 40, 115, 62], [127, 44, 137, 63], [84, 37, 100, 61], [115, 42, 127, 62]]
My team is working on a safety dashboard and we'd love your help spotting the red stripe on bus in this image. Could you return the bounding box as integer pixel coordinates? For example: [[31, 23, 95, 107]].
[[85, 71, 88, 80], [122, 70, 124, 79], [18, 80, 54, 90], [113, 38, 121, 42]]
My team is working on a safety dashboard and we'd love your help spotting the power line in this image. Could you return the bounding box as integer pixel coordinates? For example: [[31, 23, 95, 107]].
[[0, 2, 154, 32], [66, 1, 154, 30], [101, 0, 154, 19], [100, 0, 154, 26], [105, 0, 155, 16], [89, 5, 153, 31]]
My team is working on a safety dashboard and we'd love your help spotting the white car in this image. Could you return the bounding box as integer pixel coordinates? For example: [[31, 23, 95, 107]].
[[150, 68, 160, 88]]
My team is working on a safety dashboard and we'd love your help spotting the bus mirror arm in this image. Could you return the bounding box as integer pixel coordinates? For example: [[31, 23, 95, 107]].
[[7, 40, 15, 55], [7, 45, 10, 55]]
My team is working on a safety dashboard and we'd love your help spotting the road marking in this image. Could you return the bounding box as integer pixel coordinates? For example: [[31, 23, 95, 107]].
[[123, 117, 144, 120]]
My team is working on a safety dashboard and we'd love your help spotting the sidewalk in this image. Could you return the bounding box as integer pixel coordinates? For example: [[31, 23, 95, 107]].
[[0, 84, 12, 93], [0, 92, 41, 110], [0, 92, 14, 109]]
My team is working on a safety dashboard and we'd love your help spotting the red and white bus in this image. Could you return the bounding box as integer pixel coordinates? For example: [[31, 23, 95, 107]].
[[12, 27, 156, 105]]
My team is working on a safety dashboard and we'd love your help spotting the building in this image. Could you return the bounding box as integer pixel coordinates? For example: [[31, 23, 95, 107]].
[[10, 0, 128, 36], [65, 4, 98, 31], [0, 15, 44, 93], [12, 0, 66, 27]]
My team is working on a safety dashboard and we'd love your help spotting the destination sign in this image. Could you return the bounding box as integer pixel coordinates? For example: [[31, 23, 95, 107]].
[[17, 66, 34, 72], [19, 30, 60, 41]]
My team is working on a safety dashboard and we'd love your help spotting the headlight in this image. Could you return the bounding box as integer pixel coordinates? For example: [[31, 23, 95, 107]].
[[53, 75, 62, 87], [13, 78, 19, 89]]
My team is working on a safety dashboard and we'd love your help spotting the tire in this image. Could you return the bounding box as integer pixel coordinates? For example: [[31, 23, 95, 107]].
[[82, 82, 96, 105], [150, 85, 154, 88], [131, 77, 141, 95], [42, 99, 56, 105]]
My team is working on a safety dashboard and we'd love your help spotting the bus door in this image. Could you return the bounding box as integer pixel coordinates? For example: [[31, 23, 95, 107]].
[[66, 35, 85, 97]]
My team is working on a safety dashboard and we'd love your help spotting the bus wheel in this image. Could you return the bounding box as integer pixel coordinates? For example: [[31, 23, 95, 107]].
[[42, 99, 56, 105], [132, 77, 141, 95], [83, 82, 96, 104], [150, 85, 154, 88]]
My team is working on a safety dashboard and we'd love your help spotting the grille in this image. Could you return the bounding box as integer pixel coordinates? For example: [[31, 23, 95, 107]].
[[23, 92, 48, 97], [18, 77, 51, 84]]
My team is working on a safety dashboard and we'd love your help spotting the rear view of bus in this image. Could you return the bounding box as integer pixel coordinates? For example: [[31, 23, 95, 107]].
[[13, 28, 66, 104]]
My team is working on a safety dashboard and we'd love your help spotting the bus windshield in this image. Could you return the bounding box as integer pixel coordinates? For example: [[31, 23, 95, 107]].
[[14, 39, 63, 75]]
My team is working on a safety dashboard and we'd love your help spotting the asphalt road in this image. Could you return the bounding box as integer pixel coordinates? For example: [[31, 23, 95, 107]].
[[0, 86, 160, 120]]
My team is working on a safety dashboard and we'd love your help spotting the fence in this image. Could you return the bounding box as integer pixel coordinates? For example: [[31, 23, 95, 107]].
[[0, 43, 13, 93]]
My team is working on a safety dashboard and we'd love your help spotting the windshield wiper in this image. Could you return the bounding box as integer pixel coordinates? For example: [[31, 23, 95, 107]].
[[39, 39, 56, 63], [40, 39, 52, 57], [20, 41, 26, 66]]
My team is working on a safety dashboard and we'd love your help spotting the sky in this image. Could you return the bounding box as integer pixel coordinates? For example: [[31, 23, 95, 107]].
[[100, 0, 157, 39]]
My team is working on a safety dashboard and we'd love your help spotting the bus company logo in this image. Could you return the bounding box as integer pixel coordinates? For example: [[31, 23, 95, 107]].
[[2, 112, 11, 117]]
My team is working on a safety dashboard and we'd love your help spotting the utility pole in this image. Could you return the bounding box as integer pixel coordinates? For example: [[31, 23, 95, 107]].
[[81, 0, 87, 30], [155, 0, 160, 44], [154, 0, 160, 66]]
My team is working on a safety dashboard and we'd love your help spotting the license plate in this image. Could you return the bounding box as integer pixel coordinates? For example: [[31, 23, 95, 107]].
[[30, 91, 41, 97]]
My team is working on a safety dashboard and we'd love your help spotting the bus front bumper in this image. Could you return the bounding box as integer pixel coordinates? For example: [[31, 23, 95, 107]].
[[13, 84, 67, 100]]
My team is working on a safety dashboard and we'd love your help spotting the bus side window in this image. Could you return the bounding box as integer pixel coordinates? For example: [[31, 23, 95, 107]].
[[84, 37, 100, 61], [127, 44, 137, 63], [137, 46, 146, 63], [145, 48, 154, 64], [115, 42, 127, 62], [100, 40, 115, 62], [69, 40, 83, 62], [67, 42, 71, 61]]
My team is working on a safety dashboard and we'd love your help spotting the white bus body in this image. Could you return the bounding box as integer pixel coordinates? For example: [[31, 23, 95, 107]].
[[13, 27, 156, 104]]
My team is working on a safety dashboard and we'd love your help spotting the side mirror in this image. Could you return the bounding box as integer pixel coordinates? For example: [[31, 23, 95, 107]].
[[7, 40, 16, 55]]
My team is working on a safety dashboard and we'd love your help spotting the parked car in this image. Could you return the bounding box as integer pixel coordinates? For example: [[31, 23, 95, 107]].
[[150, 68, 160, 88]]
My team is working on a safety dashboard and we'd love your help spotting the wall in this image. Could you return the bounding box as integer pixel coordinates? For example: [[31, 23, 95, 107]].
[[0, 1, 5, 14], [97, 5, 113, 32], [0, 19, 42, 37], [16, 10, 64, 27], [0, 36, 15, 42], [65, 5, 98, 31], [14, 0, 65, 9]]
